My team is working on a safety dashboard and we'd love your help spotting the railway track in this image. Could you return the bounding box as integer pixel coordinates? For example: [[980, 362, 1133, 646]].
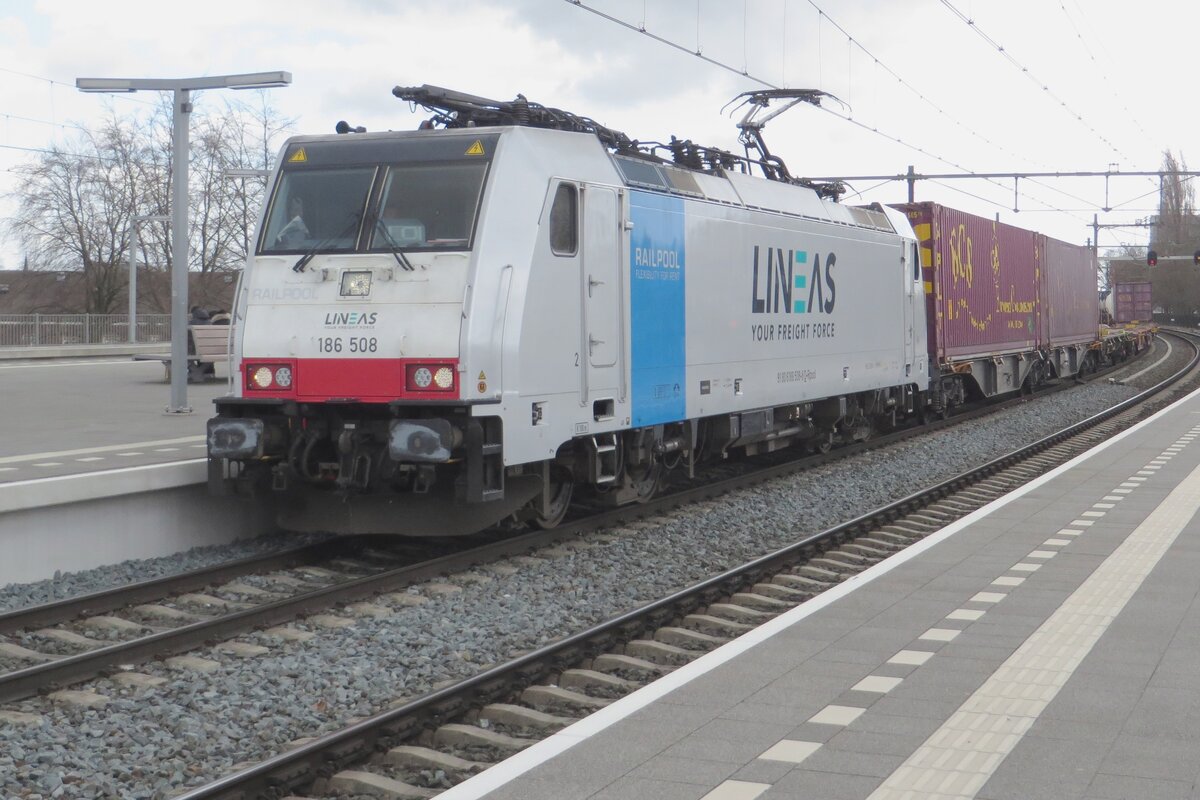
[[159, 330, 1197, 799], [0, 338, 1154, 710]]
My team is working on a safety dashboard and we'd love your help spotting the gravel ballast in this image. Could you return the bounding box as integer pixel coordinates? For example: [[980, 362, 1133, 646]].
[[0, 379, 1152, 797]]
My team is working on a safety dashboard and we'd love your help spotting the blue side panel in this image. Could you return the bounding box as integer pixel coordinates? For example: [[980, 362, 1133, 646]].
[[630, 191, 686, 426]]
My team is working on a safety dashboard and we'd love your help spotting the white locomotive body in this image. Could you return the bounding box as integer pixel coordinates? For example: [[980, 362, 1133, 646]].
[[208, 87, 930, 535]]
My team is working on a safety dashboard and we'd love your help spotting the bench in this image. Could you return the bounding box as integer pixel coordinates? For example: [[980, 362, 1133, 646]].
[[134, 324, 231, 382]]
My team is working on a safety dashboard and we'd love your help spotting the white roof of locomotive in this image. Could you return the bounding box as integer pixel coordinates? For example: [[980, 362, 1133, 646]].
[[279, 125, 913, 239]]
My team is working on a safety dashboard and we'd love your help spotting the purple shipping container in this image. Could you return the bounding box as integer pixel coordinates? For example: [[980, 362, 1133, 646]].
[[893, 202, 1039, 364], [1040, 235, 1099, 346], [1113, 282, 1153, 323]]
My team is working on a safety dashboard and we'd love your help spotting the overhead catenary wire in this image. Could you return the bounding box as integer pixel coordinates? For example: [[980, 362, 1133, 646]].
[[0, 64, 158, 109], [1055, 1, 1154, 146], [939, 0, 1130, 162], [800, 0, 1096, 216], [563, 0, 1087, 222]]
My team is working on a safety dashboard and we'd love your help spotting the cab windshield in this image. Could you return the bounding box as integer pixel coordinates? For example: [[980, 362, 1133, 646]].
[[259, 160, 488, 255], [260, 167, 374, 253], [368, 162, 487, 251]]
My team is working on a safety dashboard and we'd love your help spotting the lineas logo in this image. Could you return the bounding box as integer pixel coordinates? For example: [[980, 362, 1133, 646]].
[[750, 246, 836, 314]]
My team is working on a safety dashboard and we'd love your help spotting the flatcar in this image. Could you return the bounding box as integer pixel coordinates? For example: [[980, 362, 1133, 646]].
[[207, 84, 1113, 535]]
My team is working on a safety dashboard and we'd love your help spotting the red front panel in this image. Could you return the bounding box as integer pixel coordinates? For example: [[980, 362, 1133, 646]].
[[1040, 236, 1099, 346], [241, 358, 459, 402], [894, 203, 1041, 363]]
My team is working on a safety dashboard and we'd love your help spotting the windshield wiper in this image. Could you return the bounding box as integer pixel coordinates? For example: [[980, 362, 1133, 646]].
[[292, 212, 363, 273], [372, 218, 417, 272]]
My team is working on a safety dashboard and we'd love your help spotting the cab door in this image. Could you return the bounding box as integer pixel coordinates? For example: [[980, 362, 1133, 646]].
[[580, 184, 624, 413], [903, 240, 921, 375]]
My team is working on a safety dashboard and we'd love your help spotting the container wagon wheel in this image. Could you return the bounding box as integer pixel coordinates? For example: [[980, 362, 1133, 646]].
[[532, 467, 574, 529]]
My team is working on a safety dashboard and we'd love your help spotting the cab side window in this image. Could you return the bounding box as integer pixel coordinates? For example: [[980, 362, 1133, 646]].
[[550, 183, 578, 256]]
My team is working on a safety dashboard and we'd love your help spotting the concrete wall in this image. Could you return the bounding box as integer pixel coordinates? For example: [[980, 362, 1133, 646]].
[[0, 462, 277, 586]]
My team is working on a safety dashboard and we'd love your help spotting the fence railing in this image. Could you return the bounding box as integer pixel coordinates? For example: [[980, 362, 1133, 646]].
[[0, 314, 173, 347]]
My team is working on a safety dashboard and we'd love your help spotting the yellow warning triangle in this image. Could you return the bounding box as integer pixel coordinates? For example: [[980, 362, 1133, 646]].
[[464, 140, 485, 156], [288, 147, 307, 163], [477, 371, 487, 381]]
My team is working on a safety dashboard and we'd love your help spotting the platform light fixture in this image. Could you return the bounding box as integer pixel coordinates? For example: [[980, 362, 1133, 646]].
[[76, 72, 291, 413]]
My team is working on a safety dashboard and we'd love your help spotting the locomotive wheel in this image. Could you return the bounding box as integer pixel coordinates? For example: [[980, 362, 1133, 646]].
[[532, 468, 574, 529], [809, 435, 833, 454], [629, 461, 663, 504]]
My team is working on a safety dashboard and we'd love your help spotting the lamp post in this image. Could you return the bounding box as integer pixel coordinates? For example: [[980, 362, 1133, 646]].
[[127, 214, 170, 344], [77, 72, 291, 413]]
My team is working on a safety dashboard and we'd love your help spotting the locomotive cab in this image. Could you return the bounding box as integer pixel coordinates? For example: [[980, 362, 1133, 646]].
[[208, 129, 531, 534]]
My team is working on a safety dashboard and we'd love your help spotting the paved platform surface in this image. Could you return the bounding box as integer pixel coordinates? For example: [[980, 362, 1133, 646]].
[[446, 387, 1200, 800], [0, 357, 227, 483]]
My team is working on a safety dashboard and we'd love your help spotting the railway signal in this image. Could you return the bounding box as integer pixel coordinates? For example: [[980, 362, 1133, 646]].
[[1147, 250, 1158, 267]]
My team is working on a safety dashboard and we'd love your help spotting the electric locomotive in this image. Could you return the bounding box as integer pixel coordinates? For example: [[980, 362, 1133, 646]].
[[206, 85, 950, 535]]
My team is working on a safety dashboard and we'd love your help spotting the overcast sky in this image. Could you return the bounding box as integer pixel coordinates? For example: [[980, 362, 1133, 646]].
[[0, 0, 1193, 270]]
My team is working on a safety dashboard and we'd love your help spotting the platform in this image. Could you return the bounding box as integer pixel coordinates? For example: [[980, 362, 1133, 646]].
[[444, 386, 1200, 800], [0, 356, 226, 483]]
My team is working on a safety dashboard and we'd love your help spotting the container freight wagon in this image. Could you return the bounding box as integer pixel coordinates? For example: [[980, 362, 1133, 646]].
[[1040, 236, 1099, 346], [1113, 281, 1153, 323], [893, 202, 1096, 407]]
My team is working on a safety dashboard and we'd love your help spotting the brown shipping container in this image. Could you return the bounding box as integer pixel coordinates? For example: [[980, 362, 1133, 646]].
[[1040, 235, 1099, 346], [893, 202, 1040, 363], [1113, 281, 1153, 323]]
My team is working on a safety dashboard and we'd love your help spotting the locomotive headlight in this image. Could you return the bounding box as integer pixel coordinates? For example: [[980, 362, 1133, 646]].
[[340, 270, 372, 297], [246, 362, 295, 392], [251, 366, 274, 389], [405, 362, 457, 393]]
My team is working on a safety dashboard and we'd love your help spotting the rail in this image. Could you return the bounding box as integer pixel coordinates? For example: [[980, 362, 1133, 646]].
[[175, 330, 1200, 800]]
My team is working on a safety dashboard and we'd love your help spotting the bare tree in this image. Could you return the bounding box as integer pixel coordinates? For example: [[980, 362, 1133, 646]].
[[5, 116, 153, 313], [1149, 151, 1200, 317], [5, 94, 294, 313]]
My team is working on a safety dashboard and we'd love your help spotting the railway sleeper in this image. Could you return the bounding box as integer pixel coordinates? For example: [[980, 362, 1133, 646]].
[[705, 602, 776, 625], [384, 744, 489, 778], [432, 722, 534, 756], [729, 591, 794, 612], [31, 629, 104, 649], [770, 573, 826, 593], [852, 536, 906, 552], [899, 513, 945, 527], [878, 524, 929, 539], [520, 684, 610, 714], [590, 653, 669, 681], [751, 582, 812, 601], [476, 702, 574, 734], [796, 564, 845, 581], [839, 542, 893, 559], [625, 638, 701, 665], [176, 592, 252, 611], [558, 668, 639, 697], [821, 550, 876, 567], [682, 613, 754, 637], [933, 499, 980, 513], [326, 769, 435, 800], [0, 643, 53, 663], [653, 626, 730, 650], [131, 604, 203, 624]]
